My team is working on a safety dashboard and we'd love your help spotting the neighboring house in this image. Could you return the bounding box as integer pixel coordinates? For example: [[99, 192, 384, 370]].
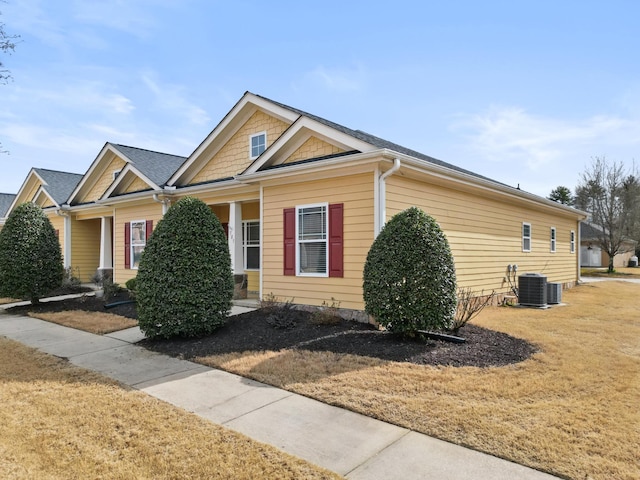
[[5, 92, 587, 311], [580, 221, 637, 268], [3, 169, 83, 262], [0, 192, 17, 229]]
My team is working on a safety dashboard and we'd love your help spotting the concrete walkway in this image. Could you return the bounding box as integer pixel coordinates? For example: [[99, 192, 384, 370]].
[[0, 305, 560, 480]]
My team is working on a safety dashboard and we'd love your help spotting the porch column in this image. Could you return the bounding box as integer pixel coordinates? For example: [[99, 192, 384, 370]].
[[228, 202, 244, 274], [99, 217, 113, 270], [63, 214, 71, 269]]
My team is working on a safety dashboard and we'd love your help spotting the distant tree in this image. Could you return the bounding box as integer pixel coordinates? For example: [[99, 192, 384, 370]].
[[0, 202, 63, 303], [575, 157, 639, 273], [363, 207, 457, 336], [136, 196, 233, 338], [1, 8, 19, 153], [548, 186, 575, 206]]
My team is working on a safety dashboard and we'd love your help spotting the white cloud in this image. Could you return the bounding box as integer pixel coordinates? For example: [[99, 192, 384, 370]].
[[301, 64, 366, 92], [452, 106, 640, 172], [141, 73, 210, 125]]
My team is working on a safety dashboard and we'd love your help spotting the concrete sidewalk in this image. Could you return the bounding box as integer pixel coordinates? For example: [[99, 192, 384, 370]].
[[0, 309, 559, 480]]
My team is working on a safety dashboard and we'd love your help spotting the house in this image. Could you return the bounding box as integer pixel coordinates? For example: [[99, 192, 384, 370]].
[[5, 92, 587, 311], [2, 169, 83, 256], [0, 192, 17, 229], [580, 221, 637, 268]]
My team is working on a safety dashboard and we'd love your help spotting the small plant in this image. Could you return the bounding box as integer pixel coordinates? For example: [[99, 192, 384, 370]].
[[265, 298, 298, 329], [311, 298, 342, 325], [62, 267, 82, 287], [102, 277, 123, 299], [451, 288, 495, 333], [259, 292, 280, 313]]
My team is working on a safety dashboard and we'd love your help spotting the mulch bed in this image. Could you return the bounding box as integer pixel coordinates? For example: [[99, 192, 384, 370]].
[[7, 295, 537, 368]]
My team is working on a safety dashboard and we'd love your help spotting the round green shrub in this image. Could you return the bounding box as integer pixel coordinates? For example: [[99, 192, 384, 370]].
[[136, 196, 233, 338], [0, 202, 63, 303], [362, 207, 457, 335]]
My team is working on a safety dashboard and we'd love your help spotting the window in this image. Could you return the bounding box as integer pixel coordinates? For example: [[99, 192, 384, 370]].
[[250, 132, 266, 159], [243, 220, 260, 270], [297, 204, 328, 275], [283, 203, 343, 278], [550, 227, 556, 253], [522, 223, 531, 252], [570, 230, 576, 253], [130, 220, 146, 269]]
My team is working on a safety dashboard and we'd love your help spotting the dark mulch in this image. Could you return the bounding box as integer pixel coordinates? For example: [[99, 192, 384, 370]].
[[8, 295, 537, 368]]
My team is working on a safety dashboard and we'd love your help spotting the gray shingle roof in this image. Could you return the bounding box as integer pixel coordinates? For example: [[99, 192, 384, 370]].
[[0, 193, 16, 217], [254, 93, 509, 187], [111, 144, 187, 186], [33, 169, 83, 206]]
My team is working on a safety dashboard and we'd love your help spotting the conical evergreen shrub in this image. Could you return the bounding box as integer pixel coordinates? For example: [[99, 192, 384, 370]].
[[363, 207, 457, 335], [136, 197, 233, 338], [0, 202, 63, 303]]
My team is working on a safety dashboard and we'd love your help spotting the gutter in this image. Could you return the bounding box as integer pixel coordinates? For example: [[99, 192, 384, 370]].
[[376, 158, 401, 236]]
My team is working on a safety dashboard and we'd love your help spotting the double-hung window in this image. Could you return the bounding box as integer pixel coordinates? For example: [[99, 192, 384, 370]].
[[550, 227, 556, 253], [250, 132, 266, 159], [297, 204, 328, 276], [243, 220, 260, 270], [130, 220, 146, 269], [570, 230, 576, 253], [522, 222, 532, 252]]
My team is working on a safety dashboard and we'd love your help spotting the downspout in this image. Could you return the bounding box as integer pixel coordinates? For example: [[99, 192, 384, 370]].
[[376, 158, 401, 236], [152, 193, 172, 215]]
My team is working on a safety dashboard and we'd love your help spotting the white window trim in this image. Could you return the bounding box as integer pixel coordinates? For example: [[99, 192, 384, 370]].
[[550, 227, 557, 253], [130, 219, 146, 270], [570, 230, 576, 253], [242, 219, 260, 271], [522, 222, 532, 252], [249, 131, 267, 160], [296, 202, 329, 277]]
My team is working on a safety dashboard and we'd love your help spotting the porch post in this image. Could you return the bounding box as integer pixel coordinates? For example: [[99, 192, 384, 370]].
[[63, 214, 71, 269], [228, 202, 244, 275], [99, 216, 113, 271]]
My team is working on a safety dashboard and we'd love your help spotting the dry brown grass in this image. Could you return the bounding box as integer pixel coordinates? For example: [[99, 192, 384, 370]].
[[0, 337, 341, 480], [27, 310, 138, 334], [581, 266, 640, 277], [198, 281, 640, 480], [0, 298, 21, 305]]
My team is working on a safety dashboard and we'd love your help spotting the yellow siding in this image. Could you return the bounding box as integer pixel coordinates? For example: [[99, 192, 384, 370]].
[[46, 213, 65, 263], [242, 201, 259, 219], [190, 110, 289, 184], [247, 270, 259, 293], [386, 176, 580, 294], [78, 157, 127, 203], [15, 177, 41, 206], [123, 176, 152, 194], [70, 217, 101, 282], [284, 137, 345, 164], [113, 202, 164, 284], [262, 172, 376, 310]]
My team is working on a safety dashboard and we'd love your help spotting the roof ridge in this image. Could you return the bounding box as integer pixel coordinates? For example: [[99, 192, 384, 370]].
[[112, 143, 187, 159], [33, 167, 84, 176]]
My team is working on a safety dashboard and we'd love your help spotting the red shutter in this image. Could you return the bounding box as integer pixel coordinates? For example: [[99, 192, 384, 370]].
[[283, 208, 296, 276], [124, 222, 131, 269], [54, 229, 60, 239], [328, 203, 344, 277], [145, 220, 153, 240]]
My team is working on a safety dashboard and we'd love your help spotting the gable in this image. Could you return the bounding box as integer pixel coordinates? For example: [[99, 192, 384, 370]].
[[189, 110, 290, 185], [33, 188, 56, 208], [282, 136, 346, 165], [122, 174, 154, 194], [75, 155, 127, 204]]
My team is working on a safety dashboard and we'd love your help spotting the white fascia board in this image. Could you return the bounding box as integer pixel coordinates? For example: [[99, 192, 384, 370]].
[[100, 164, 160, 200], [6, 168, 49, 214], [67, 142, 124, 205], [167, 93, 299, 186], [33, 185, 58, 208], [244, 116, 375, 175]]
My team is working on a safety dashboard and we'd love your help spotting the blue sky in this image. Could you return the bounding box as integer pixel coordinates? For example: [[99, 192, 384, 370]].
[[1, 0, 639, 198]]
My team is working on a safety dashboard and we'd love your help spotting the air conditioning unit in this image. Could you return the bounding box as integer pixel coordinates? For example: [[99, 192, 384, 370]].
[[547, 283, 562, 304], [518, 273, 547, 307]]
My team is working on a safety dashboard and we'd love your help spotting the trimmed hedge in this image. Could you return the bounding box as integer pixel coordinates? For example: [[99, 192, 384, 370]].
[[136, 197, 233, 338], [362, 207, 457, 335], [0, 202, 63, 303]]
